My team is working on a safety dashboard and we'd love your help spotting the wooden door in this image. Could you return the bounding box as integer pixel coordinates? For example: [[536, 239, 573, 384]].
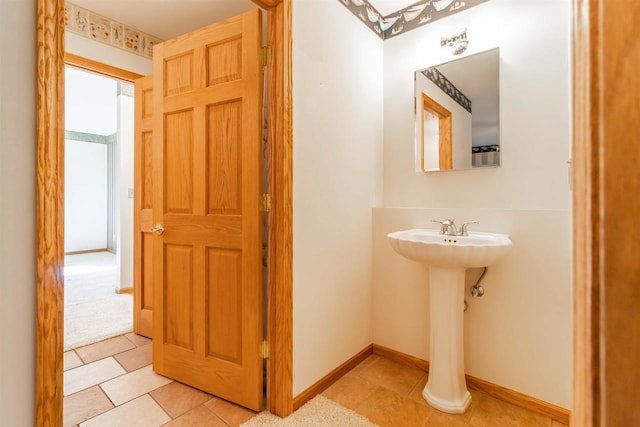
[[151, 9, 264, 411], [133, 75, 154, 338]]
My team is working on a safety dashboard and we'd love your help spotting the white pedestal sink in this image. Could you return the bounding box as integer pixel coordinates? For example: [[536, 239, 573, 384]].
[[387, 228, 512, 413]]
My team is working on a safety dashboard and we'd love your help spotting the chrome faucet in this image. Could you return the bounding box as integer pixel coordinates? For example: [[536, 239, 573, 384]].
[[431, 219, 479, 236], [432, 218, 457, 236]]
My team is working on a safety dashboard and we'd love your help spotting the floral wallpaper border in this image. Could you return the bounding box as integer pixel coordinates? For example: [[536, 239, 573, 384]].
[[338, 0, 491, 39], [65, 2, 163, 59], [421, 67, 472, 113]]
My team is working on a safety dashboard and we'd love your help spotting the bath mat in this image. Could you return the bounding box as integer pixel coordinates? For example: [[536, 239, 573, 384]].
[[241, 395, 378, 427]]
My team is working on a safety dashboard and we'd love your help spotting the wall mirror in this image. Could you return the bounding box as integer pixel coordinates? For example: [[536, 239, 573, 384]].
[[415, 47, 500, 172]]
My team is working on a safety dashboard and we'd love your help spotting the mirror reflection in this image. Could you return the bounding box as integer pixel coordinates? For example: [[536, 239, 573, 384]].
[[415, 47, 500, 172]]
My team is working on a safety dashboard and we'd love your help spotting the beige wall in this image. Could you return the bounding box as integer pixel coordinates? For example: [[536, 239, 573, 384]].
[[0, 1, 36, 425], [67, 32, 153, 76], [292, 0, 384, 395], [375, 0, 572, 408], [383, 0, 571, 210], [291, 0, 572, 407], [0, 17, 150, 426], [117, 92, 135, 289]]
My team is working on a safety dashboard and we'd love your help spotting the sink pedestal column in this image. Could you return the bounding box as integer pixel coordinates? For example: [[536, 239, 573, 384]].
[[423, 267, 472, 414]]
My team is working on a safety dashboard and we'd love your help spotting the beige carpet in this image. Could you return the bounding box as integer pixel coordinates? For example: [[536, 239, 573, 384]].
[[241, 395, 378, 427], [64, 294, 133, 350], [64, 252, 132, 350]]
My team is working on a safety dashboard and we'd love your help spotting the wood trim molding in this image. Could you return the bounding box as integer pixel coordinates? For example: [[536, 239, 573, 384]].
[[372, 344, 430, 371], [36, 0, 65, 425], [372, 344, 571, 425], [571, 1, 599, 425], [264, 0, 294, 418], [466, 375, 570, 425], [292, 345, 373, 411], [572, 1, 640, 425], [64, 53, 143, 82], [64, 248, 109, 256]]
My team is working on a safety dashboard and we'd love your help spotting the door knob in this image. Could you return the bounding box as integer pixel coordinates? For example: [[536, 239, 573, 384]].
[[150, 223, 165, 235]]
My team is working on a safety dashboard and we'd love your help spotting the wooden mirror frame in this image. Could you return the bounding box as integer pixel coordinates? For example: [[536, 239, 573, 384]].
[[36, 0, 293, 424]]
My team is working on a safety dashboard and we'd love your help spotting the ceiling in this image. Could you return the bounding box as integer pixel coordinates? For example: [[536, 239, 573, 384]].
[[70, 0, 258, 40], [70, 0, 417, 40]]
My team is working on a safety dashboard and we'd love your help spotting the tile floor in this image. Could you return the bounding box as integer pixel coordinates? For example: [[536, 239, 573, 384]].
[[322, 355, 569, 427], [64, 335, 570, 426]]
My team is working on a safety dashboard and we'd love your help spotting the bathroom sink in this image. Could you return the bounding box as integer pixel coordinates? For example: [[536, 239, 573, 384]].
[[387, 226, 512, 413], [387, 228, 512, 269]]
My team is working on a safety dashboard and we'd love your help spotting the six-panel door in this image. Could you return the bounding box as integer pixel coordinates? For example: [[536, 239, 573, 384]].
[[150, 9, 264, 411]]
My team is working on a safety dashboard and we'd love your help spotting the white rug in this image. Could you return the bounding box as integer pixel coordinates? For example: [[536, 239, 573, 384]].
[[241, 395, 378, 427], [64, 252, 133, 350]]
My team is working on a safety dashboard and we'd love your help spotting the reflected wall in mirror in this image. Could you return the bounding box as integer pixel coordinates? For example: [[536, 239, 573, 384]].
[[415, 47, 500, 172]]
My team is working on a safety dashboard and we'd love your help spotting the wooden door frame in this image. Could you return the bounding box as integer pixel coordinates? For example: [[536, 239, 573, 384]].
[[420, 92, 453, 171], [572, 0, 640, 425], [65, 53, 143, 83], [571, 1, 596, 424], [35, 0, 293, 424]]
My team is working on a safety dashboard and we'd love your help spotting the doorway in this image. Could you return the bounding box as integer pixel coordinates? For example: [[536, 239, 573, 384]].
[[63, 64, 136, 350], [36, 1, 293, 423]]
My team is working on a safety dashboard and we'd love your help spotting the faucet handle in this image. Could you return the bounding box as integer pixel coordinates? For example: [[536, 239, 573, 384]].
[[431, 219, 454, 235], [432, 218, 456, 224], [459, 220, 479, 236], [431, 219, 457, 235]]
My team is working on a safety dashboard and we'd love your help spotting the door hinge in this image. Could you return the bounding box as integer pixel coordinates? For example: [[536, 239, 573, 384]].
[[260, 193, 271, 212], [261, 340, 270, 359], [260, 46, 271, 67]]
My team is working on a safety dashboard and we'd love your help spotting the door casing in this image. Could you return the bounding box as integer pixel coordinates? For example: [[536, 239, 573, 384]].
[[35, 0, 293, 424], [571, 0, 640, 425]]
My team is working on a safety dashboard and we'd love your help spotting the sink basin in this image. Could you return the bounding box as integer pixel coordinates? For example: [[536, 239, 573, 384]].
[[387, 227, 512, 414], [387, 228, 512, 269]]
